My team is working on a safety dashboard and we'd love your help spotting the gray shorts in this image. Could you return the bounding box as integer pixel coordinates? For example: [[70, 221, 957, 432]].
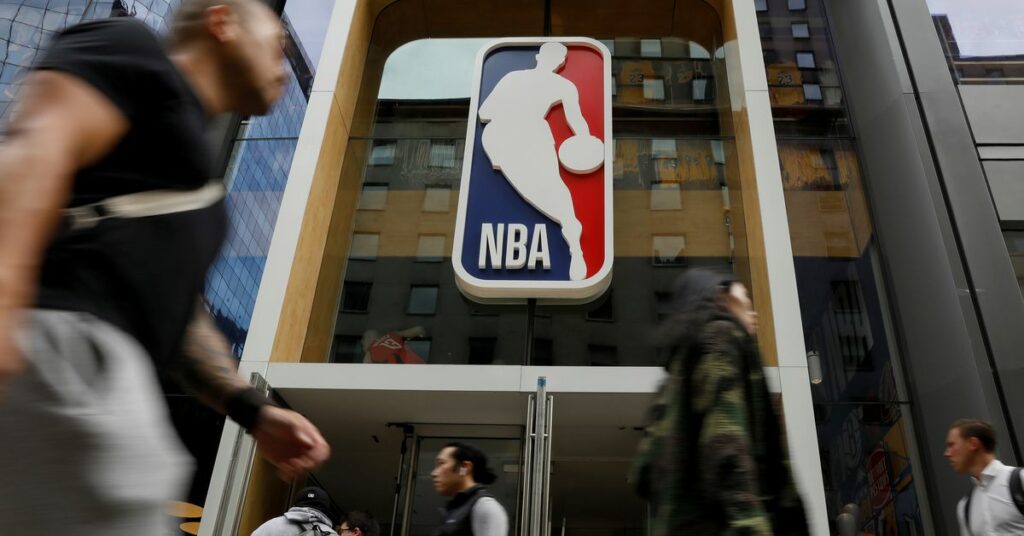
[[0, 310, 193, 534]]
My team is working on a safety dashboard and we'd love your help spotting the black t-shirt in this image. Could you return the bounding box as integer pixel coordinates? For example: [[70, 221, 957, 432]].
[[33, 18, 228, 368]]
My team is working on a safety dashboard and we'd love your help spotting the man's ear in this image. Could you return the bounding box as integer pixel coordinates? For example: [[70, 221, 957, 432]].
[[204, 4, 241, 43], [967, 436, 983, 452]]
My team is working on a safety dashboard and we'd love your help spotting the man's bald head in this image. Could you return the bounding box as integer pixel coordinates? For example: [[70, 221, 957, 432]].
[[167, 0, 275, 49]]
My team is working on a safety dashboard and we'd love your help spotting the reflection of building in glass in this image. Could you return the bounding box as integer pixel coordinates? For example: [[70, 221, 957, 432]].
[[933, 14, 1024, 84], [759, 0, 926, 532], [333, 45, 737, 367]]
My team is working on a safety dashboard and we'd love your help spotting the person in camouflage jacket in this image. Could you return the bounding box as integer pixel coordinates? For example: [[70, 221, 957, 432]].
[[632, 269, 808, 535]]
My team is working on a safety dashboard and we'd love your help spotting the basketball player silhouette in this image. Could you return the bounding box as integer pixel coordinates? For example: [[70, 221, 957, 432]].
[[478, 42, 603, 281]]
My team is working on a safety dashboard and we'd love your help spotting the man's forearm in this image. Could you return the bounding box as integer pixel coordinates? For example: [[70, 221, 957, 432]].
[[177, 304, 252, 413], [0, 131, 76, 309]]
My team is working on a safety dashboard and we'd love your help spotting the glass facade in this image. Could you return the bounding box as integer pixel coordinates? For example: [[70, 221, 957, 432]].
[[758, 0, 926, 533], [331, 33, 743, 368]]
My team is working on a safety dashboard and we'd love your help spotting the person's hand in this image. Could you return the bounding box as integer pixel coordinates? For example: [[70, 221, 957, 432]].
[[251, 405, 330, 481], [0, 307, 25, 402]]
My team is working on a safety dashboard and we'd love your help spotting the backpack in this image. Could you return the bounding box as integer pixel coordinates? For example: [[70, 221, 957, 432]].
[[964, 467, 1024, 534]]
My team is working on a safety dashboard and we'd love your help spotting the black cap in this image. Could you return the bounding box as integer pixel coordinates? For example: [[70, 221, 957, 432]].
[[293, 487, 337, 524]]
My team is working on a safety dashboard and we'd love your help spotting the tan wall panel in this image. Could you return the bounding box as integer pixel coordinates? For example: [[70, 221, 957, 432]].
[[236, 452, 292, 535], [270, 96, 350, 363], [729, 106, 778, 366]]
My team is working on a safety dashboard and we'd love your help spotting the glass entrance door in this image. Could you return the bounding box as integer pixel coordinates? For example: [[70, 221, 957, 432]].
[[396, 428, 524, 536]]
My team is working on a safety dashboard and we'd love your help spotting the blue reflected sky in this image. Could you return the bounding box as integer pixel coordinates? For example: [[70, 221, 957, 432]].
[[283, 0, 334, 72], [928, 0, 1024, 57]]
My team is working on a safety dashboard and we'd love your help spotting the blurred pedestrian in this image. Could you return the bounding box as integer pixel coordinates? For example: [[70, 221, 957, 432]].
[[340, 510, 381, 536], [0, 0, 329, 533], [250, 486, 341, 535], [945, 419, 1024, 535], [431, 442, 508, 536], [632, 269, 808, 535]]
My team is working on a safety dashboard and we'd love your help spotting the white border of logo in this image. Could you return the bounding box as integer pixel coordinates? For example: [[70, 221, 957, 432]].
[[451, 37, 614, 304]]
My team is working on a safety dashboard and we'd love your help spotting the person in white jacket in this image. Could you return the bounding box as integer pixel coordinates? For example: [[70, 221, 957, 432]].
[[251, 486, 340, 536]]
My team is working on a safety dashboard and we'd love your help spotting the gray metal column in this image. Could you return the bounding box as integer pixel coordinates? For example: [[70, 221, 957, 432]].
[[821, 0, 1015, 532], [886, 0, 1024, 465]]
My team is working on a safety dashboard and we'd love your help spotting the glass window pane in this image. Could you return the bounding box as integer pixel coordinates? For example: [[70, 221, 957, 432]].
[[349, 233, 379, 260], [797, 51, 816, 69], [587, 345, 618, 366], [640, 39, 662, 58], [369, 141, 396, 165], [803, 83, 823, 101], [650, 139, 677, 159], [358, 183, 388, 210], [692, 78, 709, 101], [788, 0, 806, 10], [405, 338, 431, 361], [468, 337, 497, 365], [755, 0, 768, 11], [792, 22, 810, 38], [642, 78, 665, 100], [650, 182, 682, 210], [416, 235, 446, 262], [429, 141, 457, 168], [423, 186, 452, 212], [341, 282, 372, 312], [407, 285, 438, 315], [332, 335, 364, 363], [652, 235, 687, 265]]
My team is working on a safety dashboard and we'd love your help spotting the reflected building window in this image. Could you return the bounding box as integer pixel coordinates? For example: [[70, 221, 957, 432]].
[[640, 39, 662, 58], [650, 182, 682, 210], [755, 0, 768, 11], [652, 235, 687, 266], [341, 281, 372, 312], [358, 183, 388, 210], [469, 337, 497, 365], [586, 293, 614, 322], [643, 78, 666, 100], [350, 233, 379, 260], [423, 185, 452, 212], [788, 0, 806, 10], [429, 141, 458, 168], [587, 345, 618, 366], [803, 83, 823, 101], [416, 235, 446, 262], [796, 51, 816, 69], [533, 338, 554, 366], [369, 140, 396, 166], [792, 22, 810, 38], [407, 285, 439, 315], [405, 338, 431, 361], [651, 139, 678, 159], [333, 335, 363, 363]]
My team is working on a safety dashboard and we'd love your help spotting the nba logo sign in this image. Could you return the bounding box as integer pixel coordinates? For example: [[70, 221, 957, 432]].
[[452, 38, 613, 302]]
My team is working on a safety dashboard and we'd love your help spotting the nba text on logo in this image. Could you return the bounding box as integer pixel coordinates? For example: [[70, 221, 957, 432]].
[[452, 38, 613, 302]]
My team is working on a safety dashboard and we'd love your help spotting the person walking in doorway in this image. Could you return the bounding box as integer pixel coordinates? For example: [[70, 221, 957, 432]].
[[431, 442, 509, 536]]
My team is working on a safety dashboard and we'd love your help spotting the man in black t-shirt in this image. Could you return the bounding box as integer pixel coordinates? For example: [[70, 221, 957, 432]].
[[0, 0, 330, 532]]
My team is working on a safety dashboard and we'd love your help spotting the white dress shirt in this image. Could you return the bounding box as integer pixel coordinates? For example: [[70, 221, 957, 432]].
[[957, 460, 1024, 535]]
